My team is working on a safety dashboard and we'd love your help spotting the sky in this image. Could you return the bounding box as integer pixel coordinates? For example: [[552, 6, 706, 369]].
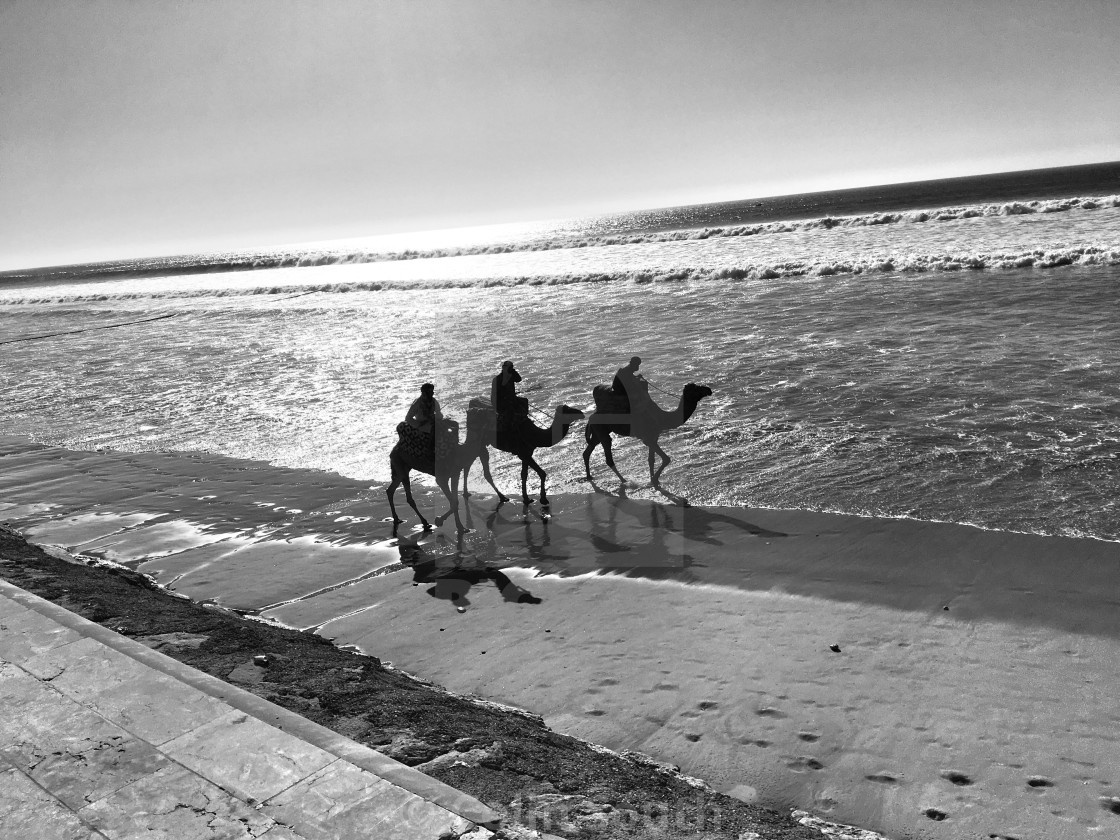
[[2, 0, 1118, 269]]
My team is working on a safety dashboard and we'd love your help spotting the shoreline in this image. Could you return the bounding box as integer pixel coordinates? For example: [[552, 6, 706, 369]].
[[3, 434, 1119, 839]]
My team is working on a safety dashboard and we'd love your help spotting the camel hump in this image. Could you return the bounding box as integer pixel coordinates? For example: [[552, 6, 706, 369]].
[[592, 384, 628, 414], [468, 396, 492, 412]]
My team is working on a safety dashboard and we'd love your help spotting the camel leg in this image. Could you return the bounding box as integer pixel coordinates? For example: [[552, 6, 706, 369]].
[[524, 455, 548, 506], [582, 428, 599, 480], [478, 447, 509, 503], [398, 471, 431, 530], [599, 433, 627, 484], [650, 441, 671, 487], [433, 474, 466, 532], [460, 453, 476, 497], [520, 460, 533, 505], [386, 478, 404, 525]]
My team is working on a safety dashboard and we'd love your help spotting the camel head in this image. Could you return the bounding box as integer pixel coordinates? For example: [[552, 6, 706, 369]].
[[553, 404, 587, 425], [682, 383, 713, 421]]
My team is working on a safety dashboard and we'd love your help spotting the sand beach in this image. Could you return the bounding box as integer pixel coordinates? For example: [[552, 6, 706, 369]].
[[2, 433, 1118, 840]]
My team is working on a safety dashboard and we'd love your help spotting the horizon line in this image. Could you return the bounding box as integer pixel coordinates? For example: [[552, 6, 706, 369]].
[[4, 158, 1119, 276]]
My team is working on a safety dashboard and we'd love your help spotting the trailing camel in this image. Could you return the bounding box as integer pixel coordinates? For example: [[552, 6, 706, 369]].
[[387, 420, 467, 532], [461, 401, 586, 506], [582, 382, 713, 487]]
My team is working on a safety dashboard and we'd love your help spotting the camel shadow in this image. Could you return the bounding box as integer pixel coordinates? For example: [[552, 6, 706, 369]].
[[398, 514, 544, 611], [390, 482, 789, 593]]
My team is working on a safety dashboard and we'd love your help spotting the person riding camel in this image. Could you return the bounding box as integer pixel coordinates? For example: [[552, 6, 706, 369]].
[[491, 360, 529, 429], [406, 382, 442, 438], [403, 382, 457, 463], [612, 356, 652, 416]]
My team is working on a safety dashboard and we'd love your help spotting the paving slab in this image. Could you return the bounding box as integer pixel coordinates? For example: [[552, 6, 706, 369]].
[[23, 635, 232, 746], [0, 601, 83, 661], [77, 764, 277, 839], [0, 579, 500, 838], [0, 765, 111, 840], [4, 702, 168, 811], [161, 710, 337, 803], [262, 760, 473, 840]]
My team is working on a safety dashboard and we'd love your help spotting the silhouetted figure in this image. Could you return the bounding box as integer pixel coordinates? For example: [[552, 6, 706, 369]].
[[612, 355, 652, 416], [585, 364, 713, 488], [406, 382, 442, 434], [389, 383, 465, 531], [491, 360, 528, 428]]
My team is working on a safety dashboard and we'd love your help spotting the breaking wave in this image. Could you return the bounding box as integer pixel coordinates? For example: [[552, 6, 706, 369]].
[[4, 246, 1119, 305], [264, 194, 1120, 266]]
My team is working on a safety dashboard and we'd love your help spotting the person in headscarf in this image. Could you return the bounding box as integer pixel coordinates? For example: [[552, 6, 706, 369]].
[[406, 382, 442, 434], [491, 360, 528, 423], [612, 355, 651, 413]]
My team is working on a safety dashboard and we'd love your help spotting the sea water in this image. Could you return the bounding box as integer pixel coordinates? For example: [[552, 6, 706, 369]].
[[2, 164, 1119, 541]]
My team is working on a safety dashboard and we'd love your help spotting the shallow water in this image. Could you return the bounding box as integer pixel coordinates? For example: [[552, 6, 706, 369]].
[[2, 264, 1119, 542], [2, 188, 1119, 541]]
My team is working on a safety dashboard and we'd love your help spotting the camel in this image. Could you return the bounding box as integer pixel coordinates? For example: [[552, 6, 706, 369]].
[[461, 401, 586, 506], [387, 420, 467, 532], [582, 382, 713, 487]]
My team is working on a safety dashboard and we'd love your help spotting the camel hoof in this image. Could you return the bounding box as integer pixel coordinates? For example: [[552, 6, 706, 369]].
[[498, 494, 510, 504]]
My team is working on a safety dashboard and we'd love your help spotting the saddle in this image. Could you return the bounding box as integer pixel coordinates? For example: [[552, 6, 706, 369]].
[[591, 384, 648, 436], [469, 396, 528, 439], [592, 384, 630, 415], [396, 420, 459, 471]]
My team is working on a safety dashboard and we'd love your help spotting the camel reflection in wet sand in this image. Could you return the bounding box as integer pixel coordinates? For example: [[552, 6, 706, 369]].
[[391, 487, 786, 606]]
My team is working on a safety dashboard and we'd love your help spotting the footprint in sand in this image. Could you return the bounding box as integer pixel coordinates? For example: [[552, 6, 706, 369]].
[[866, 773, 900, 784], [697, 701, 719, 710], [756, 707, 786, 719], [923, 808, 948, 821], [797, 732, 820, 742], [1027, 776, 1054, 788], [787, 756, 824, 771], [941, 770, 973, 786], [1100, 796, 1120, 815], [738, 737, 771, 748]]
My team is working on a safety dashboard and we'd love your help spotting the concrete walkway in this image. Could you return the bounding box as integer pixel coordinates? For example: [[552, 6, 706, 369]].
[[0, 579, 499, 839]]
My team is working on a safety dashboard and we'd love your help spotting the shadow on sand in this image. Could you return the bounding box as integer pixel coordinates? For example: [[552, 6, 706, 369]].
[[389, 483, 1120, 641]]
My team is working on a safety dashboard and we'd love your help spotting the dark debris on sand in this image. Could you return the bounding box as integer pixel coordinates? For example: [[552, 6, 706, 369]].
[[0, 526, 822, 840]]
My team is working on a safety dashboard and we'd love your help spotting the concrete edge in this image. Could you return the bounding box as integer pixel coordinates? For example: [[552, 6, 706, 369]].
[[0, 578, 501, 830]]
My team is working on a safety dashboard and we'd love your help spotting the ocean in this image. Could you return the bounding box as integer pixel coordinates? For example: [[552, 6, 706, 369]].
[[2, 161, 1119, 541]]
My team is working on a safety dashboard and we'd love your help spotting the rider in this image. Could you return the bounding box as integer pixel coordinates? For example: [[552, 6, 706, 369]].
[[491, 360, 528, 427], [612, 356, 651, 414], [406, 383, 442, 434]]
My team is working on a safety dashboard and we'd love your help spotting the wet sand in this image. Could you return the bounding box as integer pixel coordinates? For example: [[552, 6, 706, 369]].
[[2, 434, 1118, 839]]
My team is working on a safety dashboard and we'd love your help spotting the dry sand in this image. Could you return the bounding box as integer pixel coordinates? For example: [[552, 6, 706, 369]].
[[2, 433, 1118, 840]]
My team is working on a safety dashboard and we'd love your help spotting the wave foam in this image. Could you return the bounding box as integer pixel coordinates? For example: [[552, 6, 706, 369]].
[[272, 194, 1120, 265], [3, 247, 1118, 305]]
